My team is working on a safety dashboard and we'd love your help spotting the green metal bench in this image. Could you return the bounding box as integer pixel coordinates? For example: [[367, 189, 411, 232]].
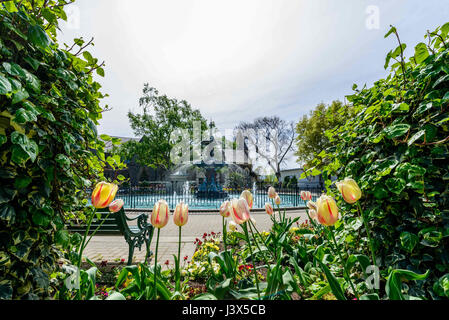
[[68, 208, 155, 265]]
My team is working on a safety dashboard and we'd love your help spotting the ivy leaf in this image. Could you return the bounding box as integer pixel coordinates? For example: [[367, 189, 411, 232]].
[[0, 75, 12, 94], [400, 232, 419, 253], [384, 124, 410, 139], [27, 24, 51, 49]]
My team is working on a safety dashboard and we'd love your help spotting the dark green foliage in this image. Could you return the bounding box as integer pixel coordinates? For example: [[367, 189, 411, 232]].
[[0, 2, 122, 299], [313, 23, 449, 299]]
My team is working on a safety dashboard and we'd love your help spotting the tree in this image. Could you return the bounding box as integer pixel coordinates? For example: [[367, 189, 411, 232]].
[[235, 116, 295, 181], [295, 100, 354, 169], [117, 84, 209, 170]]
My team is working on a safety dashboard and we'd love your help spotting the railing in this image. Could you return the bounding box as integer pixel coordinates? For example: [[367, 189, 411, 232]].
[[111, 182, 324, 210]]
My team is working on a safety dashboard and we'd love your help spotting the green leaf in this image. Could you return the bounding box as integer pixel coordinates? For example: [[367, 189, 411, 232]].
[[386, 269, 429, 300], [407, 130, 425, 146], [12, 89, 29, 104], [384, 124, 410, 139], [414, 43, 429, 64], [0, 75, 12, 94], [14, 176, 32, 189], [28, 24, 51, 48], [384, 26, 396, 38], [316, 258, 347, 300], [0, 204, 15, 223], [400, 232, 419, 253]]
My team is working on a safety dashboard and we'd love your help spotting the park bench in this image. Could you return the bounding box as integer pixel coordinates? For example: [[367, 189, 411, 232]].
[[68, 208, 154, 265]]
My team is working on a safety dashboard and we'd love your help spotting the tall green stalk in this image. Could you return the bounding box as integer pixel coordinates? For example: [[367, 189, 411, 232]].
[[222, 216, 228, 254], [242, 222, 261, 299], [153, 228, 161, 300], [328, 227, 359, 299], [176, 226, 182, 292], [248, 219, 271, 271], [357, 202, 377, 267]]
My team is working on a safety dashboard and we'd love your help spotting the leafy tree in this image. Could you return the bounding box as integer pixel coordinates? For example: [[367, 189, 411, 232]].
[[0, 1, 122, 299], [295, 100, 354, 169], [116, 84, 209, 170]]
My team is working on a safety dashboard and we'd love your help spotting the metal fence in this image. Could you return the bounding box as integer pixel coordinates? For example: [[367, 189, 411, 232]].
[[113, 182, 323, 210]]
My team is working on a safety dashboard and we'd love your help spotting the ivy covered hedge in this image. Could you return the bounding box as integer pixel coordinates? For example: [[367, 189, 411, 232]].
[[314, 23, 449, 298], [0, 1, 122, 299]]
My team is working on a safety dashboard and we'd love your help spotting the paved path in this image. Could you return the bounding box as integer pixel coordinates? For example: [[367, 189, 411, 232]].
[[83, 209, 307, 269]]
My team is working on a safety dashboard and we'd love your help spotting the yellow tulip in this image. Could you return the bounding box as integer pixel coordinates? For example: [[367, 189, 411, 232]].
[[173, 201, 189, 227], [151, 199, 170, 228], [316, 195, 339, 226], [240, 190, 254, 209], [91, 182, 118, 209], [336, 178, 362, 204]]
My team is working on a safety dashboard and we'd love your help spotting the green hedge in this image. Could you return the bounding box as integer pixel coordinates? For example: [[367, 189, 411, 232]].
[[314, 23, 449, 299], [0, 2, 120, 299]]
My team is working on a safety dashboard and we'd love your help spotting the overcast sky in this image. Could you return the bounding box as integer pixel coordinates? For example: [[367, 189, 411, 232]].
[[57, 0, 449, 169]]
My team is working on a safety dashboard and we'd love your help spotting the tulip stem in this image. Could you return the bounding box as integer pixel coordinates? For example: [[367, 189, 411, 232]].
[[328, 226, 359, 299], [248, 220, 272, 271], [222, 216, 228, 254], [357, 202, 377, 267], [176, 226, 181, 293], [242, 222, 261, 299], [83, 211, 112, 251], [153, 227, 161, 300]]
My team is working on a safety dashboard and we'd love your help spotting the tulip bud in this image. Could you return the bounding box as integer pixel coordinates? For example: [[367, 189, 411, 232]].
[[228, 220, 238, 232], [151, 199, 170, 228], [91, 182, 118, 209], [300, 191, 312, 201], [335, 178, 362, 204], [316, 195, 339, 226], [268, 186, 276, 199], [109, 199, 124, 213], [265, 202, 274, 215], [240, 190, 253, 209], [219, 200, 231, 218], [174, 201, 189, 227], [230, 198, 251, 225], [274, 193, 281, 205], [307, 200, 317, 211], [309, 209, 317, 221]]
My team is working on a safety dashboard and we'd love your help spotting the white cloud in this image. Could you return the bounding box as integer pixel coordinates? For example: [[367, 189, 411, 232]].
[[57, 0, 449, 167]]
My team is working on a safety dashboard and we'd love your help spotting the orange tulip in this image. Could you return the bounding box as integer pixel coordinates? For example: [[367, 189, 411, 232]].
[[336, 178, 362, 204], [109, 199, 124, 213], [151, 199, 170, 228], [219, 200, 231, 218], [268, 186, 276, 199], [173, 201, 189, 227], [240, 190, 253, 209], [230, 198, 251, 225], [316, 195, 340, 226], [265, 202, 274, 215], [91, 182, 118, 209]]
